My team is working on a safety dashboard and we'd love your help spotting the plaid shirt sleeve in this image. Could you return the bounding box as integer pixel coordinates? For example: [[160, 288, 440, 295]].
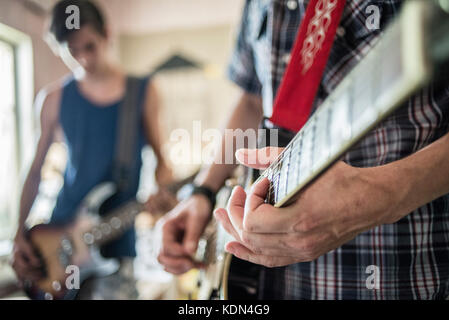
[[227, 0, 263, 96]]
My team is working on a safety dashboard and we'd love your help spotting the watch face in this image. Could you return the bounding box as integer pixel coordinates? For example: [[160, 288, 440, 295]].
[[177, 183, 194, 201]]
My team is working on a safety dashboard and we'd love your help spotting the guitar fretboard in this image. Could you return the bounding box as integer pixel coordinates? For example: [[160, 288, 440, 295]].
[[257, 0, 447, 207], [82, 201, 143, 246]]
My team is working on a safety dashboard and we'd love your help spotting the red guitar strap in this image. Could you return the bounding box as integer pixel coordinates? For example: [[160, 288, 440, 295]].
[[270, 0, 347, 132]]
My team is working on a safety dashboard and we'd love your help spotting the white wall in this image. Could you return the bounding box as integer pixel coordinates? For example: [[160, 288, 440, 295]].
[[0, 0, 69, 95], [97, 0, 244, 35], [119, 25, 243, 179]]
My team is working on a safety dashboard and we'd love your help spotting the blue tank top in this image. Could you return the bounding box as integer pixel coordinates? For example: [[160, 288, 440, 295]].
[[51, 75, 150, 257]]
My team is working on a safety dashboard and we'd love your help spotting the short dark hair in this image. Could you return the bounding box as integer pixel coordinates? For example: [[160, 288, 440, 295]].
[[50, 0, 106, 43]]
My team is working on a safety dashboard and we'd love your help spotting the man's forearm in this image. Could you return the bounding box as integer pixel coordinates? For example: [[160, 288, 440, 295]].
[[17, 171, 41, 234], [194, 91, 263, 192], [371, 132, 449, 223]]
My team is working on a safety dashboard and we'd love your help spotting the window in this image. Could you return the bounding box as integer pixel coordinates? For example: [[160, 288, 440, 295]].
[[0, 38, 19, 241], [0, 23, 33, 249]]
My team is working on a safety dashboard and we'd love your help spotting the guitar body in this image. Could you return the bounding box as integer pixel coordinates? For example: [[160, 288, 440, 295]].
[[197, 234, 262, 300], [221, 254, 261, 299], [197, 222, 262, 300], [25, 216, 119, 300], [24, 182, 134, 300]]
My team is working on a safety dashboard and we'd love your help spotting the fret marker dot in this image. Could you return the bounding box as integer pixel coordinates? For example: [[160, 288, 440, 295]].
[[100, 223, 112, 235], [287, 0, 298, 10], [111, 217, 122, 229], [83, 233, 94, 245]]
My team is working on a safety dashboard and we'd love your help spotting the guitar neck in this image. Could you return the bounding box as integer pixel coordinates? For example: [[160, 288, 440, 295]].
[[79, 169, 197, 247], [82, 201, 144, 247], [260, 0, 449, 208]]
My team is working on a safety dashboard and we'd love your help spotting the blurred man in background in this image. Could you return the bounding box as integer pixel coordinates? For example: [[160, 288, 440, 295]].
[[12, 0, 174, 299]]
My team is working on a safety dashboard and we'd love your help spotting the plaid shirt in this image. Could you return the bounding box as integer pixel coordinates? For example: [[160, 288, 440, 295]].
[[228, 0, 449, 299]]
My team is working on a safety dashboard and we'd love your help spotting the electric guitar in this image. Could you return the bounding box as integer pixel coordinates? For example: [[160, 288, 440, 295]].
[[196, 0, 449, 299], [23, 182, 144, 300], [24, 173, 193, 300]]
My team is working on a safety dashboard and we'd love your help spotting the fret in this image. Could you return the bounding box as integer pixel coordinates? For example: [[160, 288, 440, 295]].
[[287, 132, 302, 195], [266, 167, 275, 204], [377, 28, 404, 114], [277, 147, 291, 201], [351, 79, 377, 136], [348, 81, 355, 143], [287, 158, 299, 195], [298, 123, 314, 187], [266, 144, 291, 203], [272, 170, 281, 203], [372, 36, 383, 108], [350, 52, 384, 137], [325, 106, 333, 159], [312, 107, 331, 171], [284, 147, 292, 197], [327, 88, 350, 157], [291, 131, 302, 155], [310, 117, 318, 167]]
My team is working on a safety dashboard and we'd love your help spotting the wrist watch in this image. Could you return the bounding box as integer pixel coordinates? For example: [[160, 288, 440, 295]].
[[183, 183, 217, 209]]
